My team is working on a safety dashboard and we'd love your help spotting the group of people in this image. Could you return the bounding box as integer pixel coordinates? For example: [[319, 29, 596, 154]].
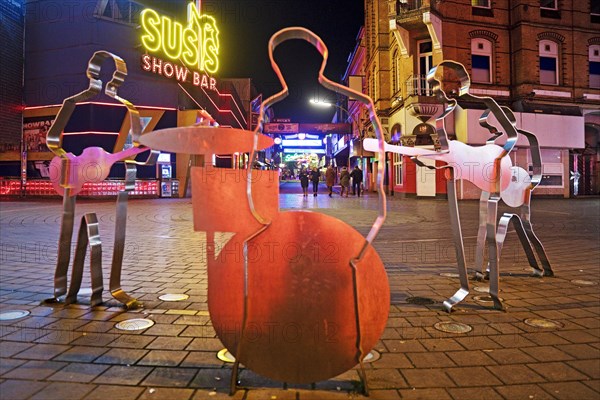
[[299, 165, 363, 197]]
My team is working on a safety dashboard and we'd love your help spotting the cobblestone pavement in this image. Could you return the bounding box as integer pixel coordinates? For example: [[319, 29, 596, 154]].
[[0, 186, 599, 400]]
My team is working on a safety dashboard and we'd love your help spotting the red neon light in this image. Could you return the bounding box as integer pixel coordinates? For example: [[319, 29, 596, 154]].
[[62, 131, 119, 136], [200, 86, 245, 128], [24, 102, 177, 111]]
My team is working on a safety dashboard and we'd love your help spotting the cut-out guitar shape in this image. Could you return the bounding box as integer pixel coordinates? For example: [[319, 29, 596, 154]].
[[49, 146, 148, 196], [141, 27, 390, 395]]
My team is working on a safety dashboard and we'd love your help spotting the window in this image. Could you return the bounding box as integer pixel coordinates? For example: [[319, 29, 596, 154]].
[[539, 40, 559, 85], [471, 38, 493, 83], [392, 49, 400, 94], [393, 153, 403, 186], [593, 0, 600, 15], [471, 0, 490, 8], [590, 45, 600, 88], [95, 0, 144, 25], [540, 0, 557, 10]]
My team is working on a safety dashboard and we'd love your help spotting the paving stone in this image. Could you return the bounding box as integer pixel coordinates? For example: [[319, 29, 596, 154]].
[[445, 350, 497, 366], [383, 339, 428, 353], [566, 359, 600, 379], [137, 350, 188, 367], [188, 368, 231, 389], [365, 368, 408, 390], [137, 387, 195, 400], [180, 351, 223, 368], [107, 334, 156, 349], [185, 338, 226, 352], [93, 365, 153, 385], [371, 353, 413, 369], [485, 348, 538, 364], [407, 352, 456, 368], [487, 364, 546, 384], [0, 357, 26, 375], [147, 336, 193, 350], [141, 367, 197, 387], [445, 366, 503, 387], [447, 387, 503, 400], [93, 348, 148, 365], [419, 338, 464, 351], [142, 324, 186, 337], [11, 343, 70, 360], [2, 360, 67, 380], [48, 362, 109, 382], [401, 369, 455, 388], [0, 379, 48, 399], [29, 381, 95, 400], [522, 346, 576, 362], [539, 381, 599, 400], [84, 384, 145, 400], [494, 384, 555, 400], [0, 341, 33, 357], [397, 388, 452, 399], [53, 346, 107, 363]]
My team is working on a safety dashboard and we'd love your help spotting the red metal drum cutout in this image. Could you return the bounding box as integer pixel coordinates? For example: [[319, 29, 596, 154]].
[[191, 167, 279, 236], [208, 211, 390, 384], [139, 126, 273, 155]]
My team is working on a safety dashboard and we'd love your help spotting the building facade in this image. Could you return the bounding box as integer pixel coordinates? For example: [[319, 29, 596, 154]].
[[359, 0, 599, 198], [1, 0, 254, 198]]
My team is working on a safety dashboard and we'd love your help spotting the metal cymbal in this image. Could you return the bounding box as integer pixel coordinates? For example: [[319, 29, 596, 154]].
[[139, 126, 273, 155]]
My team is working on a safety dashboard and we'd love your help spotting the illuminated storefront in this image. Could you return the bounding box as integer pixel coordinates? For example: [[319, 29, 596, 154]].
[[1, 0, 252, 198]]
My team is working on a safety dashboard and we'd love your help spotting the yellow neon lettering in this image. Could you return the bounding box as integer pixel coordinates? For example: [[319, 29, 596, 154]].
[[141, 4, 219, 74], [182, 27, 199, 67], [140, 9, 161, 52], [161, 15, 183, 60]]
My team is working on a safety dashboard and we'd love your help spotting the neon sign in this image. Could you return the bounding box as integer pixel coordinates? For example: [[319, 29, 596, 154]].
[[140, 2, 219, 90]]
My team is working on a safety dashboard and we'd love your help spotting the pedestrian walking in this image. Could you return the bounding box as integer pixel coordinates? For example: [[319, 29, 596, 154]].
[[310, 167, 320, 196], [325, 165, 335, 197], [339, 166, 350, 197], [350, 165, 363, 196], [299, 168, 309, 197]]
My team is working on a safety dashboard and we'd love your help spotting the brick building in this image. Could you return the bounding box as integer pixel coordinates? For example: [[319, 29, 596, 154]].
[[356, 0, 600, 198]]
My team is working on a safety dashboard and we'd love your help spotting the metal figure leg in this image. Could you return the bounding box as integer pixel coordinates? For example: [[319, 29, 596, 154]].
[[109, 190, 141, 309], [485, 196, 503, 310], [520, 203, 553, 277], [497, 213, 542, 277], [350, 256, 369, 396], [65, 213, 103, 306], [443, 174, 470, 312], [474, 191, 491, 281], [49, 191, 77, 301]]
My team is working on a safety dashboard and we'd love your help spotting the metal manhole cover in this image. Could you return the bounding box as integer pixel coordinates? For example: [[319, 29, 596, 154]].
[[217, 348, 235, 363], [406, 296, 435, 305], [524, 318, 564, 329], [474, 295, 503, 303], [434, 321, 473, 334], [571, 280, 597, 286], [0, 310, 30, 321], [440, 272, 459, 278], [114, 318, 155, 331], [474, 286, 490, 293], [158, 293, 190, 301], [362, 350, 381, 363]]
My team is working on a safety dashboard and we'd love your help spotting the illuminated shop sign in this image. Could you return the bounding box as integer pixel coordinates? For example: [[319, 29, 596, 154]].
[[140, 2, 219, 90], [283, 148, 326, 154], [281, 139, 323, 147]]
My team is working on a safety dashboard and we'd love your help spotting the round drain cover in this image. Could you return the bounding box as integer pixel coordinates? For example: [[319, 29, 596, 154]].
[[440, 272, 459, 278], [158, 293, 190, 301], [571, 280, 597, 286], [474, 295, 503, 303], [524, 318, 563, 329], [362, 350, 381, 363], [114, 318, 155, 331], [406, 296, 435, 305], [434, 321, 472, 334], [474, 286, 490, 293], [217, 348, 236, 363], [0, 310, 30, 321]]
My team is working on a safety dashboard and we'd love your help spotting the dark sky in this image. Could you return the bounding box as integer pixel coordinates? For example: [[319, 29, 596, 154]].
[[150, 0, 365, 123]]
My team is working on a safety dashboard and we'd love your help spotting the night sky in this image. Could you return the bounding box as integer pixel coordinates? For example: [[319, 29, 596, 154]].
[[146, 0, 365, 123]]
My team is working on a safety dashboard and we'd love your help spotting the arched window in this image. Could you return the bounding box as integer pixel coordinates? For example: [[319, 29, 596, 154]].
[[471, 38, 493, 83], [590, 44, 600, 88], [392, 48, 399, 94], [539, 40, 559, 85]]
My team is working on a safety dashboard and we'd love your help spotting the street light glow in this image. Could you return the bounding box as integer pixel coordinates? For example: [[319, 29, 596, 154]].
[[309, 99, 332, 107]]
